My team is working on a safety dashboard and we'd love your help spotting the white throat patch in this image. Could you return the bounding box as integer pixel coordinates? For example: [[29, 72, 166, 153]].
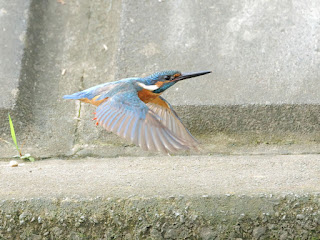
[[137, 82, 159, 91]]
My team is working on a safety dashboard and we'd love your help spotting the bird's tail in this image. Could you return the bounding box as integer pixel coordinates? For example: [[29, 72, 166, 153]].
[[63, 91, 89, 100], [63, 82, 109, 100], [63, 88, 95, 99]]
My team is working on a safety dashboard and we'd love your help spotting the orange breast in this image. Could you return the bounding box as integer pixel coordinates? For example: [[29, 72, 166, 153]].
[[148, 96, 169, 108], [138, 89, 160, 103]]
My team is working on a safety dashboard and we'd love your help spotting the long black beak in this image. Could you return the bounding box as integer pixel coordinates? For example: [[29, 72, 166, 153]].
[[174, 71, 211, 82]]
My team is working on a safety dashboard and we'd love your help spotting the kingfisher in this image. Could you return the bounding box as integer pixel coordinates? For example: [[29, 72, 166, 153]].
[[63, 70, 211, 153]]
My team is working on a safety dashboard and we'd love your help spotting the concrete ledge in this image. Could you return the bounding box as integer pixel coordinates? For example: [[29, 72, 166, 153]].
[[1, 155, 320, 239], [1, 194, 320, 239], [1, 104, 320, 159]]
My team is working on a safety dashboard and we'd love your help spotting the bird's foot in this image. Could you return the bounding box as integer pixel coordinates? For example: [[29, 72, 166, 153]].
[[92, 112, 98, 126]]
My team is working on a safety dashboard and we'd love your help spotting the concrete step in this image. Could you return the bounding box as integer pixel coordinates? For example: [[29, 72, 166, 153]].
[[1, 154, 320, 239]]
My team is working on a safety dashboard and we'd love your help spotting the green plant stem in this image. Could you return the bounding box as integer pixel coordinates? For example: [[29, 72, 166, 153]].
[[8, 114, 22, 157]]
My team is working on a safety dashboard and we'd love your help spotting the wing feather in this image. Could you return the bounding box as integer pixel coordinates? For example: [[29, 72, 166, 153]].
[[138, 123, 147, 150], [109, 112, 125, 131], [147, 96, 198, 148], [111, 112, 126, 132], [97, 108, 112, 123], [144, 125, 157, 152], [102, 111, 118, 128], [122, 113, 135, 140], [130, 118, 140, 144], [151, 127, 167, 153], [95, 85, 197, 153]]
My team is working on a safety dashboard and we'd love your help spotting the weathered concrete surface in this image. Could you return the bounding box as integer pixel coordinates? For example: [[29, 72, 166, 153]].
[[2, 155, 320, 198], [1, 155, 320, 239], [0, 0, 319, 158], [0, 0, 30, 109], [1, 1, 320, 238], [117, 0, 320, 105], [1, 195, 320, 239]]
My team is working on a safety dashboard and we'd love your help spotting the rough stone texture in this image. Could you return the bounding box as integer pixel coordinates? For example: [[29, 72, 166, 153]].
[[0, 0, 319, 157], [1, 155, 320, 239], [1, 195, 320, 239]]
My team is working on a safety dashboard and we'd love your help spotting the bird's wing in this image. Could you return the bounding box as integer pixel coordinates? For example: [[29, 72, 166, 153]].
[[95, 87, 192, 153], [146, 96, 199, 148]]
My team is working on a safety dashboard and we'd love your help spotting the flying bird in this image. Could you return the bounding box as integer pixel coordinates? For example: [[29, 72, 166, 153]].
[[63, 70, 211, 153]]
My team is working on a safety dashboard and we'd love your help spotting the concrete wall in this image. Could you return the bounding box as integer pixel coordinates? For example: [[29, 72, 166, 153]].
[[0, 0, 30, 109], [1, 1, 320, 238], [0, 0, 319, 157], [118, 0, 320, 105]]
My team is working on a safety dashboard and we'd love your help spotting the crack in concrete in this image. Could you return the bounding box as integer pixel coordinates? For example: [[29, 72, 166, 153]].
[[71, 1, 93, 153], [71, 72, 84, 156]]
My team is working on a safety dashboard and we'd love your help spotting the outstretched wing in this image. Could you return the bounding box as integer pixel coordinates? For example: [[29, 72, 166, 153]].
[[95, 86, 193, 153], [146, 96, 198, 148]]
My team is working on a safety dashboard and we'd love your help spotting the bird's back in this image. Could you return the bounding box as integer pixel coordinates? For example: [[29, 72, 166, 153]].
[[63, 78, 140, 106]]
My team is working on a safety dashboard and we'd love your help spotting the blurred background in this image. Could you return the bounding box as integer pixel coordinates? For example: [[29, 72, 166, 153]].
[[0, 0, 319, 157]]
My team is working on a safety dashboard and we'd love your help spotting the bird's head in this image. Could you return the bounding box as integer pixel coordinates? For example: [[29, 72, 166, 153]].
[[137, 70, 211, 94]]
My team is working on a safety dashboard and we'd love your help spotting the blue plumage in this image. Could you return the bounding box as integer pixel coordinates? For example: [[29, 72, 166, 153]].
[[145, 70, 180, 84]]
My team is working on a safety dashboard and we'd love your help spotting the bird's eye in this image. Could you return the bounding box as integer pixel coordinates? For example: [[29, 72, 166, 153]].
[[164, 75, 170, 80]]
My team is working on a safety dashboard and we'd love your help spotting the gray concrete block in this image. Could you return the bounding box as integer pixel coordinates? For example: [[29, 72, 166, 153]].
[[1, 155, 320, 238], [117, 0, 320, 105], [2, 155, 320, 198], [0, 0, 319, 157], [0, 0, 30, 109]]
